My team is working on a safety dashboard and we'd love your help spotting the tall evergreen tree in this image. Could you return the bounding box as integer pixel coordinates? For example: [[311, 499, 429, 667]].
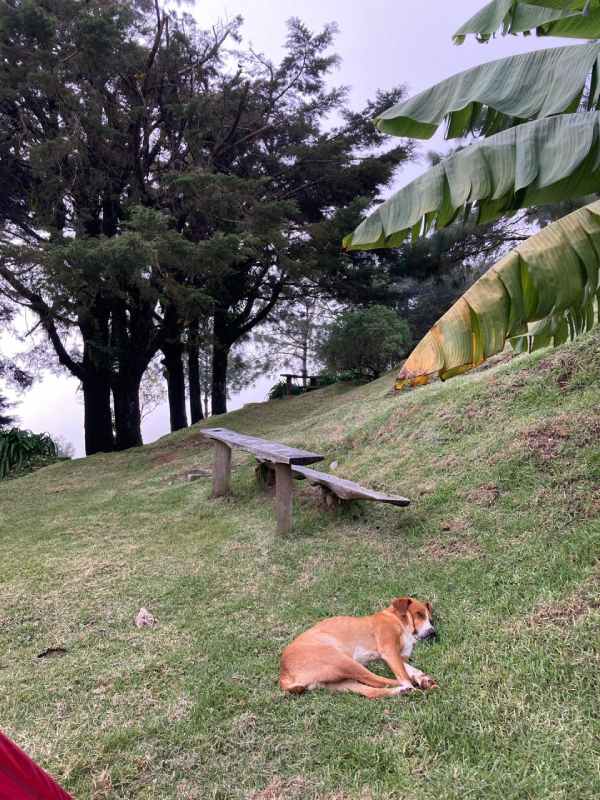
[[162, 26, 414, 413], [0, 0, 236, 451]]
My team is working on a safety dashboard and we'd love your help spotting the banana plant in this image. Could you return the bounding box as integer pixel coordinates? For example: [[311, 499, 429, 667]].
[[345, 0, 600, 387], [396, 200, 600, 388], [454, 1, 600, 44], [0, 428, 58, 479]]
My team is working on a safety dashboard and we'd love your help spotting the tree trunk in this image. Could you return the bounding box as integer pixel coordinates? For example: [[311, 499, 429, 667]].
[[211, 339, 229, 415], [161, 305, 188, 432], [82, 372, 114, 455], [302, 339, 308, 389], [81, 314, 114, 455], [211, 310, 231, 416], [112, 373, 143, 450], [187, 320, 203, 424], [162, 344, 188, 432]]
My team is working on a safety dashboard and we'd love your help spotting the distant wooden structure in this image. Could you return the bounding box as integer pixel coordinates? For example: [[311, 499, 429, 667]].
[[280, 373, 321, 395], [199, 426, 410, 535]]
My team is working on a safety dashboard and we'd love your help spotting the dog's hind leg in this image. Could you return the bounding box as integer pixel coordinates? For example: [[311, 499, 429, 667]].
[[280, 648, 406, 694], [334, 654, 410, 689], [326, 680, 412, 699]]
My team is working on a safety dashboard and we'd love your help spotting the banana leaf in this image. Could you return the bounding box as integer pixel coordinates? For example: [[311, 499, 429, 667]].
[[454, 0, 600, 43], [395, 200, 600, 389], [375, 43, 600, 140], [343, 111, 600, 251]]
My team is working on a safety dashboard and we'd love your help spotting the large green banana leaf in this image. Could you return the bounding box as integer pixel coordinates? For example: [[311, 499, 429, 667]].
[[343, 111, 600, 251], [375, 43, 600, 140], [454, 0, 600, 43], [395, 200, 600, 389]]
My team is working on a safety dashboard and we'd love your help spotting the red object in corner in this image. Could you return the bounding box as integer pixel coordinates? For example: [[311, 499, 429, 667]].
[[0, 731, 72, 799]]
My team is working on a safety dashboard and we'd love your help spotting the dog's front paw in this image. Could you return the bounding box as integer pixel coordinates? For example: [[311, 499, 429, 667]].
[[418, 675, 438, 690], [392, 683, 414, 695]]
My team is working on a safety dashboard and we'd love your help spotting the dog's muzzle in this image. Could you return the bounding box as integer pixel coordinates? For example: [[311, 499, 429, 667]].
[[421, 627, 437, 641]]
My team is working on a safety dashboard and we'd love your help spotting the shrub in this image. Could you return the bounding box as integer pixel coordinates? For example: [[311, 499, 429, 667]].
[[268, 380, 305, 400], [0, 428, 59, 480], [320, 305, 411, 381]]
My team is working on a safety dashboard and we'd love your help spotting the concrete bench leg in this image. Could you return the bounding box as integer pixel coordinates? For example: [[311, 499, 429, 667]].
[[274, 463, 294, 535], [212, 441, 232, 497]]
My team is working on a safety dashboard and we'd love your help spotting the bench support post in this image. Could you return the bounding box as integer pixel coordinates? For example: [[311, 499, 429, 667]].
[[319, 485, 342, 509], [211, 441, 232, 497], [274, 463, 294, 535], [255, 461, 275, 492]]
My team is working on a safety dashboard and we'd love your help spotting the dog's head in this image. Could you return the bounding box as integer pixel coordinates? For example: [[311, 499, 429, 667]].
[[391, 596, 436, 641]]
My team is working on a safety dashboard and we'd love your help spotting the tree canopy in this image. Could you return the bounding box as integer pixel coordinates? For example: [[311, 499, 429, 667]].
[[0, 0, 414, 451]]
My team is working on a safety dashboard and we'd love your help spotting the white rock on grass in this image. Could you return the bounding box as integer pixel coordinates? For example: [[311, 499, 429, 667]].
[[135, 607, 156, 628]]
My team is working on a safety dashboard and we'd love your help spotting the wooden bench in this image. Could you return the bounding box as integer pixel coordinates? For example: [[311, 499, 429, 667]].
[[199, 427, 323, 535], [291, 465, 410, 508], [280, 373, 322, 394]]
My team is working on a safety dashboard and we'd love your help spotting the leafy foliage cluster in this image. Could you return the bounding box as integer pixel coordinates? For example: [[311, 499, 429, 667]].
[[0, 0, 413, 452], [320, 305, 411, 380], [345, 0, 600, 387], [0, 428, 58, 480]]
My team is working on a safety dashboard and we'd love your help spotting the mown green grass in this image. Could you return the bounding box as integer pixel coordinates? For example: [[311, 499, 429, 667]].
[[1, 331, 599, 799]]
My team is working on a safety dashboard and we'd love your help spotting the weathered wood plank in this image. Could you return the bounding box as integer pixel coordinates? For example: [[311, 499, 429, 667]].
[[200, 427, 323, 465], [212, 440, 232, 497], [292, 465, 410, 507], [275, 463, 294, 535]]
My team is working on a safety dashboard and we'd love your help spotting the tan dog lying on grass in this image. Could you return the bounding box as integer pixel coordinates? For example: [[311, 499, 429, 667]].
[[280, 596, 438, 699]]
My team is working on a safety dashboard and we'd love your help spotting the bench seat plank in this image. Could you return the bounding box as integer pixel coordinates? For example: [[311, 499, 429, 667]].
[[200, 427, 323, 466], [292, 465, 410, 507]]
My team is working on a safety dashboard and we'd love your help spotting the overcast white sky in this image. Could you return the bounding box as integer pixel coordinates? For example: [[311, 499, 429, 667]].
[[3, 1, 555, 456]]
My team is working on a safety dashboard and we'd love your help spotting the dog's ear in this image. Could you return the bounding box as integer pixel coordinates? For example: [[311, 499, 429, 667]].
[[392, 597, 411, 615], [426, 602, 433, 615]]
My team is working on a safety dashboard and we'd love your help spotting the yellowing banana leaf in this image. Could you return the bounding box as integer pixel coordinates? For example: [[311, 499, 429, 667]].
[[343, 112, 600, 252], [455, 0, 600, 43], [395, 200, 600, 389], [375, 43, 600, 140]]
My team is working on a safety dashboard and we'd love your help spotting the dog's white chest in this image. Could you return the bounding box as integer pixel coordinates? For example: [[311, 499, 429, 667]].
[[353, 646, 379, 664], [401, 633, 415, 658]]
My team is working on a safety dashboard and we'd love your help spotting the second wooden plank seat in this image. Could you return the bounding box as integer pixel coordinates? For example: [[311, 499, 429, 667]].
[[258, 460, 410, 508], [290, 464, 410, 508]]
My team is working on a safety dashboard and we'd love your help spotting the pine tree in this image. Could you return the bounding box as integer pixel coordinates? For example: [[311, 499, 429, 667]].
[[0, 0, 235, 451], [161, 25, 414, 413]]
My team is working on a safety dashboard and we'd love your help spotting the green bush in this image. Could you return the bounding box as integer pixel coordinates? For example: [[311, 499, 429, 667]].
[[320, 305, 410, 381], [0, 428, 59, 480], [268, 380, 305, 400]]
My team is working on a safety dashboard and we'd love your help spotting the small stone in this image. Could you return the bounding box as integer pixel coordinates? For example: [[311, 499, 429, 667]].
[[329, 460, 338, 471], [135, 608, 156, 628]]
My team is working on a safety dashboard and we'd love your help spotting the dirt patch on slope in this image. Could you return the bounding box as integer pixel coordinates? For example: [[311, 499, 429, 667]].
[[422, 534, 481, 561], [527, 571, 600, 628], [247, 777, 312, 800], [248, 779, 378, 800], [465, 483, 499, 506], [522, 412, 600, 462]]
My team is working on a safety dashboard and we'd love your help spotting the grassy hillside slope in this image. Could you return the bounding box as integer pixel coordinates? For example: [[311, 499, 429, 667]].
[[1, 331, 599, 800]]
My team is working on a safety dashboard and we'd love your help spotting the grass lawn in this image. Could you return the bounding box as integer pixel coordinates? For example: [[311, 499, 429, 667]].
[[1, 330, 599, 799]]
